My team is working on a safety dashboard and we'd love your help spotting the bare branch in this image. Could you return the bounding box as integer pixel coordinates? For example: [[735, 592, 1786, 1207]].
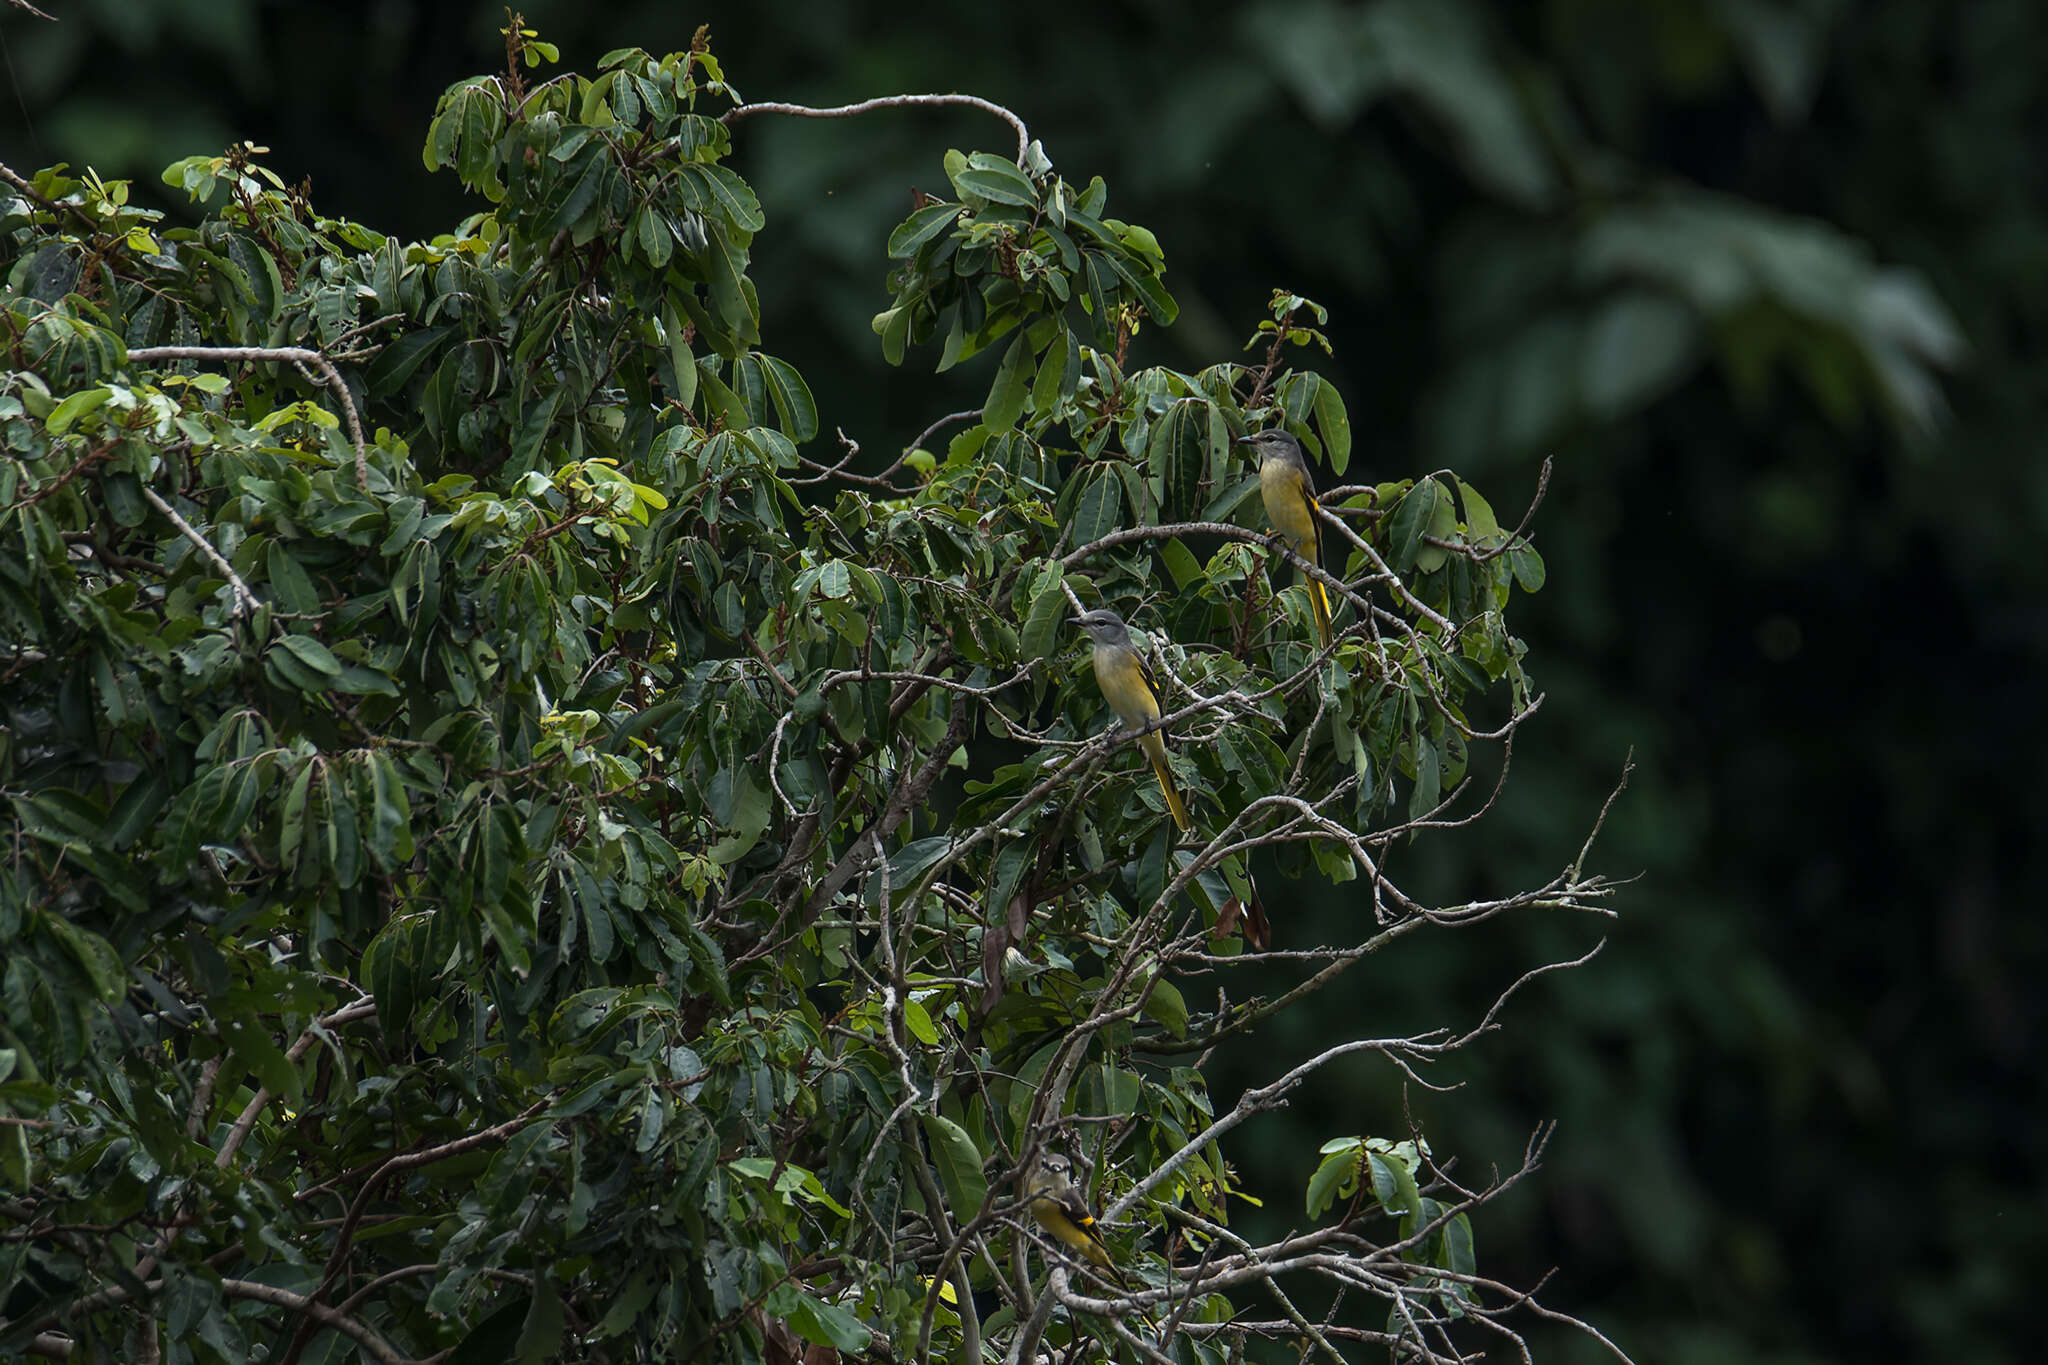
[[138, 486, 261, 619], [214, 997, 378, 1170], [0, 156, 94, 232], [722, 94, 1030, 164], [129, 345, 370, 488], [1575, 751, 1635, 882], [219, 1279, 413, 1365], [790, 409, 981, 490]]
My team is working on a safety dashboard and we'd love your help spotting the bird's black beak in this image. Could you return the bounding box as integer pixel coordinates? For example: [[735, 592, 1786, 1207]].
[[1234, 434, 1256, 447]]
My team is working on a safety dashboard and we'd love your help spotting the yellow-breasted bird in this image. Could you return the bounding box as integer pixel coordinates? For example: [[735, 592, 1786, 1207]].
[[1238, 428, 1333, 647], [1023, 1151, 1129, 1287], [1071, 608, 1193, 831]]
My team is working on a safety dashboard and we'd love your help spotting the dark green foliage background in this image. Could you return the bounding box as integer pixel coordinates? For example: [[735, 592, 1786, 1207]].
[[5, 2, 2040, 1361]]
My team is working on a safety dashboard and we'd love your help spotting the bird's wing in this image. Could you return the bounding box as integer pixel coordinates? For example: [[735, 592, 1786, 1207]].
[[1136, 648, 1163, 707], [1298, 457, 1324, 563]]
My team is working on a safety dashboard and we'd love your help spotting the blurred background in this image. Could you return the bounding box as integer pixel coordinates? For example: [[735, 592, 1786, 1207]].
[[5, 2, 2039, 1360]]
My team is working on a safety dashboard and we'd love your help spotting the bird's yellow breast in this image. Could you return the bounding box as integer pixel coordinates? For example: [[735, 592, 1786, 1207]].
[[1260, 459, 1319, 552], [1091, 643, 1161, 729]]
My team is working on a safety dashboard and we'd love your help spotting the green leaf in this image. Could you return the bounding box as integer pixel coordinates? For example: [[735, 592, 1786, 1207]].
[[879, 837, 952, 899], [46, 385, 113, 435], [1311, 373, 1354, 476], [515, 1272, 565, 1365], [366, 326, 452, 396], [0, 1120, 27, 1195], [949, 153, 1038, 208], [663, 302, 698, 409], [539, 145, 609, 235], [1441, 1210, 1476, 1276], [333, 665, 401, 697], [453, 84, 506, 191], [1101, 247, 1178, 324], [1018, 564, 1067, 663], [1070, 465, 1124, 548], [903, 996, 940, 1046], [787, 1292, 871, 1352], [872, 306, 911, 366], [224, 232, 281, 319], [277, 633, 344, 678], [1409, 731, 1441, 818], [1141, 975, 1188, 1038], [279, 761, 314, 872], [1412, 477, 1460, 573], [104, 772, 169, 851], [887, 202, 964, 258], [697, 365, 751, 430], [364, 919, 417, 1039], [699, 225, 759, 339], [983, 334, 1032, 433], [266, 542, 322, 616], [365, 752, 412, 869], [706, 771, 770, 865], [1148, 399, 1208, 521], [447, 1292, 531, 1364], [918, 1112, 988, 1219], [679, 162, 766, 233], [1160, 538, 1201, 590], [1307, 1142, 1362, 1219], [223, 1008, 302, 1101], [595, 1272, 657, 1338], [746, 353, 817, 441], [479, 893, 532, 977], [635, 204, 673, 267], [1368, 1150, 1423, 1221], [1030, 327, 1070, 416], [39, 915, 125, 1004], [1386, 477, 1440, 575]]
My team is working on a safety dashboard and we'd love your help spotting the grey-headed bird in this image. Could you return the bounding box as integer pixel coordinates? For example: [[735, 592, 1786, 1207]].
[[1238, 428, 1333, 647], [1071, 608, 1192, 831]]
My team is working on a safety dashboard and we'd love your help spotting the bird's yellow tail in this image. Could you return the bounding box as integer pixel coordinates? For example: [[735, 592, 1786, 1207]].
[[1148, 754, 1192, 831], [1307, 575, 1333, 647]]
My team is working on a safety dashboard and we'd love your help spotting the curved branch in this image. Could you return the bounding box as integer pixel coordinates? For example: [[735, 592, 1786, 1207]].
[[1060, 517, 1450, 638], [0, 156, 95, 231], [129, 345, 370, 489], [23, 1274, 415, 1365], [790, 409, 981, 490], [722, 94, 1030, 164], [219, 1279, 413, 1365]]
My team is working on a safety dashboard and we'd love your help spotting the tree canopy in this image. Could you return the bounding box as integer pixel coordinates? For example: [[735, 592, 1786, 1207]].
[[10, 4, 2036, 1362], [0, 26, 1635, 1365]]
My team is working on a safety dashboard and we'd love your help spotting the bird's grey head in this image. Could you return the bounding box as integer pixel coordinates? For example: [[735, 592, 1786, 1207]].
[[1236, 428, 1303, 466], [1070, 609, 1131, 647], [1038, 1152, 1072, 1179]]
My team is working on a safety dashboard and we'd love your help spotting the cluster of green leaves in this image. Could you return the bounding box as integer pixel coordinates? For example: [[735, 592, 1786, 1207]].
[[1308, 1137, 1476, 1327], [1, 31, 1558, 1365]]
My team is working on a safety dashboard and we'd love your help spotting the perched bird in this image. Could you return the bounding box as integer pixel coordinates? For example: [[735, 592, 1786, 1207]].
[[1071, 608, 1192, 831], [1023, 1151, 1128, 1287], [1238, 428, 1333, 647]]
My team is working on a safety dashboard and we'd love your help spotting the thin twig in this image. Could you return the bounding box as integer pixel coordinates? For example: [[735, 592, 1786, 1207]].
[[723, 94, 1030, 164], [138, 486, 260, 618], [0, 156, 94, 232], [214, 998, 378, 1170], [129, 345, 370, 488]]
